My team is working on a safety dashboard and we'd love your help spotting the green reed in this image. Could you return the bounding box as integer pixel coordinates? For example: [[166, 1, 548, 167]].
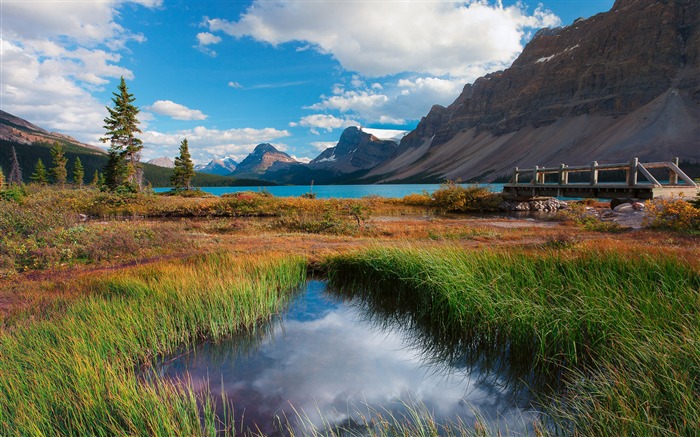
[[0, 252, 306, 436], [325, 245, 700, 435]]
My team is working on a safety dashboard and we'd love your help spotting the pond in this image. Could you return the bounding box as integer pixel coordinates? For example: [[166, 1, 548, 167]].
[[157, 280, 541, 435]]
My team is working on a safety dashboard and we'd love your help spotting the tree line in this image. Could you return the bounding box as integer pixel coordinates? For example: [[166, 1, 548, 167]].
[[1, 77, 195, 192]]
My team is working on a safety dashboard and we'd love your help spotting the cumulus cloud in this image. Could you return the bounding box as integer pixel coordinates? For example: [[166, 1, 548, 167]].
[[297, 114, 358, 133], [140, 126, 291, 163], [194, 32, 222, 56], [145, 100, 208, 121], [307, 75, 466, 125], [206, 0, 560, 77], [0, 0, 160, 144], [310, 141, 337, 152]]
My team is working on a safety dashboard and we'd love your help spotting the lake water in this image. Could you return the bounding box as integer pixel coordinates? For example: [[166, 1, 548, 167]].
[[157, 280, 539, 435], [155, 183, 506, 199]]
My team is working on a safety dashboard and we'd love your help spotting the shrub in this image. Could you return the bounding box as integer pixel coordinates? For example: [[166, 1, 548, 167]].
[[645, 197, 700, 233], [430, 182, 502, 212]]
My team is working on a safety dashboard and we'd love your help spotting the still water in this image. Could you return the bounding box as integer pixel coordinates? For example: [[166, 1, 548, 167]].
[[155, 183, 506, 198], [158, 280, 539, 435]]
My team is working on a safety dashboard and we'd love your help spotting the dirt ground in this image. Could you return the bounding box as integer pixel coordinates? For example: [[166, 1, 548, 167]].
[[1, 213, 698, 325]]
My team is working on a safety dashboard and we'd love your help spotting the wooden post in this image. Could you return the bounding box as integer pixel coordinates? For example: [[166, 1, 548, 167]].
[[627, 157, 638, 186], [513, 167, 519, 184], [532, 166, 539, 185], [558, 164, 567, 185], [590, 161, 598, 186], [670, 157, 679, 185]]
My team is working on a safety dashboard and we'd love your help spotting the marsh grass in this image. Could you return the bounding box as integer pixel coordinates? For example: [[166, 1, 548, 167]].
[[325, 246, 700, 435], [0, 252, 306, 435]]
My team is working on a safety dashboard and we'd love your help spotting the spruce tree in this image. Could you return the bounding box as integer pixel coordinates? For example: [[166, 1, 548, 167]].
[[50, 142, 68, 188], [73, 157, 85, 188], [171, 138, 195, 190], [0, 166, 5, 190], [91, 169, 100, 186], [100, 77, 143, 191], [30, 159, 49, 185], [8, 146, 22, 185]]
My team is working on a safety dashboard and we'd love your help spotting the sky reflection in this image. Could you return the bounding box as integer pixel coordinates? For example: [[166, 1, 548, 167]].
[[158, 280, 538, 435]]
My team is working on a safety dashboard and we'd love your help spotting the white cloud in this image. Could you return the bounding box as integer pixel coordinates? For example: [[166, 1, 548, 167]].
[[310, 141, 337, 152], [194, 32, 222, 56], [0, 0, 160, 144], [140, 126, 291, 163], [297, 114, 358, 133], [196, 32, 222, 46], [145, 100, 208, 121], [307, 76, 466, 125], [228, 81, 243, 89], [206, 0, 560, 77]]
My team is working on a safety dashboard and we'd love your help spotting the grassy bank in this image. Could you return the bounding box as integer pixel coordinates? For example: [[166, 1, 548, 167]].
[[0, 252, 306, 435], [325, 246, 700, 435]]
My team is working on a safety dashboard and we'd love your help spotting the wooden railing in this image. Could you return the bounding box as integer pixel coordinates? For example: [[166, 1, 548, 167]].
[[509, 157, 697, 188]]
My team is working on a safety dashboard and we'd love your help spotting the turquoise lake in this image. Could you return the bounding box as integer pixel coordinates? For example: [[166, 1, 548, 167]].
[[155, 183, 506, 198]]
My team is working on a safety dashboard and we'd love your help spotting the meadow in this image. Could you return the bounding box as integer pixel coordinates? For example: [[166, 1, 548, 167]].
[[0, 183, 699, 435]]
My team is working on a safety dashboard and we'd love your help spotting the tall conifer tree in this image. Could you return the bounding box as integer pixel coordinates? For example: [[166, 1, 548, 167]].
[[73, 157, 85, 188], [100, 77, 143, 191], [30, 159, 49, 185], [171, 138, 195, 190], [50, 142, 68, 188], [8, 146, 22, 185], [0, 166, 5, 190]]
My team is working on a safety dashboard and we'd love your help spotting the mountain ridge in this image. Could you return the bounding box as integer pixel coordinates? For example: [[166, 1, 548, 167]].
[[365, 0, 700, 183]]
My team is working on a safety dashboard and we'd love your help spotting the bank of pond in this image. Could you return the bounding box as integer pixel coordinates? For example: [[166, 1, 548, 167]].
[[1, 248, 698, 436]]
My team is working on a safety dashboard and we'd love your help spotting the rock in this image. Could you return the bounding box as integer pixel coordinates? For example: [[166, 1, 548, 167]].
[[500, 197, 567, 211], [613, 203, 635, 213], [632, 202, 645, 210]]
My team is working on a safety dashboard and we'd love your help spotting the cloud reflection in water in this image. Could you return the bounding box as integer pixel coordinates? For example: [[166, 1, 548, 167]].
[[159, 280, 537, 434]]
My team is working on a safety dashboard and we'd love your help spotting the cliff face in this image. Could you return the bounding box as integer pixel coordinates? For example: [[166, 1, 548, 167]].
[[368, 0, 700, 182], [309, 127, 398, 173]]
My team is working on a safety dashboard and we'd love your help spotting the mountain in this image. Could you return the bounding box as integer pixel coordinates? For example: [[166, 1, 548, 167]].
[[194, 157, 238, 175], [365, 0, 700, 183], [309, 127, 399, 174], [0, 110, 105, 154], [232, 143, 298, 176], [147, 157, 175, 168], [0, 110, 274, 188]]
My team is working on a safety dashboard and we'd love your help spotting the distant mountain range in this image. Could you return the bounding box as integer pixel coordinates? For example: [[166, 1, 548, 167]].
[[0, 111, 269, 188], [194, 157, 238, 175]]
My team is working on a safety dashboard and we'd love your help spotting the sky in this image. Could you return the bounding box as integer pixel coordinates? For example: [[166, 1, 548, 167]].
[[1, 0, 615, 165]]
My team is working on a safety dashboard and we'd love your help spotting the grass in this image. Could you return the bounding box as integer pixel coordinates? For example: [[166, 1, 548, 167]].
[[0, 251, 306, 436], [324, 246, 700, 435]]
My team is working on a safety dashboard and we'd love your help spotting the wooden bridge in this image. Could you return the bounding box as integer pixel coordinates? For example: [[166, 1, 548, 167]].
[[502, 158, 698, 203]]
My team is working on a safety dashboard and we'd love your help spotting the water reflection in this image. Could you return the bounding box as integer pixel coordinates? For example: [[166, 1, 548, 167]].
[[158, 280, 540, 435]]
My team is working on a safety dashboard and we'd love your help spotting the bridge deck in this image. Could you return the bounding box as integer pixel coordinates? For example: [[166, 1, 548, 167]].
[[501, 158, 698, 201]]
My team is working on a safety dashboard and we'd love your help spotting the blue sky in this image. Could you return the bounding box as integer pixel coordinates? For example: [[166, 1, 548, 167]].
[[2, 0, 614, 164]]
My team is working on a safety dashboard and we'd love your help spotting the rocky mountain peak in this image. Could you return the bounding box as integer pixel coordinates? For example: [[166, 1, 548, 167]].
[[310, 126, 399, 173], [233, 143, 297, 175]]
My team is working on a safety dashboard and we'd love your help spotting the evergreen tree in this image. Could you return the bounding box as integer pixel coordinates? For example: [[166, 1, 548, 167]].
[[50, 142, 68, 187], [171, 138, 195, 190], [73, 157, 85, 188], [0, 166, 5, 190], [91, 169, 100, 186], [8, 146, 22, 185], [100, 77, 143, 191], [30, 159, 49, 185]]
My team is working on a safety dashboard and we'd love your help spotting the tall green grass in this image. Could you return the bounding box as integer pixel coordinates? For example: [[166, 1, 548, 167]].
[[325, 246, 700, 435], [0, 252, 306, 436]]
